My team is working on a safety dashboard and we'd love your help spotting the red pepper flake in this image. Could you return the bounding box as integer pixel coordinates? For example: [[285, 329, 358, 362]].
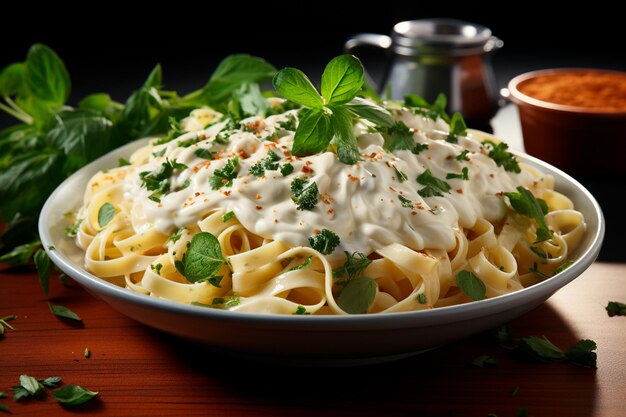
[[327, 208, 334, 214], [283, 150, 292, 157], [313, 228, 320, 235], [321, 193, 333, 204], [238, 150, 250, 159], [411, 211, 417, 215], [456, 188, 463, 194], [255, 205, 262, 210], [255, 194, 262, 200], [489, 173, 495, 178], [223, 190, 232, 196], [446, 155, 453, 160], [273, 218, 279, 223], [305, 160, 313, 166], [301, 165, 314, 174], [347, 174, 359, 181], [195, 192, 201, 197], [198, 133, 206, 140]]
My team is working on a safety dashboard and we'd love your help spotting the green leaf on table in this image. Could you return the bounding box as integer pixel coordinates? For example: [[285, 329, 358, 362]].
[[19, 375, 42, 396], [564, 339, 597, 367], [337, 276, 376, 314], [471, 354, 497, 367], [39, 376, 62, 388], [0, 240, 41, 267], [25, 44, 71, 105], [52, 385, 98, 407], [273, 67, 323, 108], [518, 335, 565, 362], [291, 108, 332, 156], [177, 232, 225, 284], [320, 54, 364, 105], [33, 249, 51, 296], [504, 186, 552, 242], [49, 303, 82, 321], [97, 202, 116, 227], [0, 404, 9, 413], [455, 270, 486, 300], [606, 301, 626, 317]]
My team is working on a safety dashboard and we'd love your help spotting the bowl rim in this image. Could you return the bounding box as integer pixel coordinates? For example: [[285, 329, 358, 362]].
[[508, 68, 626, 116], [38, 138, 606, 330]]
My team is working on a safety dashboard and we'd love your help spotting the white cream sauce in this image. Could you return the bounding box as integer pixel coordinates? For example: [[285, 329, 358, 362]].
[[124, 105, 534, 260]]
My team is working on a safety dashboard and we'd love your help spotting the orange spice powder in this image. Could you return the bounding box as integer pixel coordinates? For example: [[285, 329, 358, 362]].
[[518, 70, 626, 109]]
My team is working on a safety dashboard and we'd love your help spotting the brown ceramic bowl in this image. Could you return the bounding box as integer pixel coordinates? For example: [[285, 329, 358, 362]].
[[508, 68, 626, 175]]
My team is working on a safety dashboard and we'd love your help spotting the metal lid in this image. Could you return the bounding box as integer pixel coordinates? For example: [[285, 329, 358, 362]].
[[392, 19, 501, 56]]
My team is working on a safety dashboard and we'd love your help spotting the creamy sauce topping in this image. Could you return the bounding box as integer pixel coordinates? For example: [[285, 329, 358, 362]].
[[124, 106, 534, 260]]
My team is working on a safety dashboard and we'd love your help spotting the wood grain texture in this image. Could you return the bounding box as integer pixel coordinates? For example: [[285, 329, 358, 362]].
[[1, 262, 625, 416]]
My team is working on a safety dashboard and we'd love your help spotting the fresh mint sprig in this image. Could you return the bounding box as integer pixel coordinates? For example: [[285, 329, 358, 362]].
[[272, 55, 394, 164]]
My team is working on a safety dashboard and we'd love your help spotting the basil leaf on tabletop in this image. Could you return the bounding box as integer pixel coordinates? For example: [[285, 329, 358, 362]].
[[52, 385, 98, 407]]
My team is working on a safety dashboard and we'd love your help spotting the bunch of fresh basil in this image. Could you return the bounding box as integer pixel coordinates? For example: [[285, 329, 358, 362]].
[[0, 44, 276, 265]]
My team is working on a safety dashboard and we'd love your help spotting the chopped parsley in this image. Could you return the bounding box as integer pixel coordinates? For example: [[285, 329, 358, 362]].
[[308, 229, 340, 255], [279, 163, 294, 176], [192, 296, 241, 309], [150, 263, 163, 275], [404, 93, 450, 122], [417, 293, 428, 304], [393, 166, 408, 182], [530, 245, 548, 260], [222, 211, 235, 222], [289, 256, 313, 271], [379, 121, 429, 155], [276, 113, 297, 131], [554, 260, 574, 274], [518, 336, 597, 367], [65, 218, 82, 237], [446, 167, 469, 181], [446, 112, 467, 143], [153, 117, 185, 145], [606, 301, 626, 317], [455, 150, 470, 161], [293, 305, 310, 315], [118, 158, 131, 166], [178, 136, 201, 148], [398, 195, 414, 208], [249, 151, 281, 177], [483, 140, 521, 173], [139, 158, 188, 202], [151, 147, 166, 157], [416, 169, 451, 197], [504, 186, 552, 242], [209, 157, 239, 190], [194, 148, 214, 159], [291, 177, 319, 211], [168, 227, 186, 244]]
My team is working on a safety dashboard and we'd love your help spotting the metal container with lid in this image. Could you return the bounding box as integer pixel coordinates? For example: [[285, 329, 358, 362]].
[[345, 18, 503, 129]]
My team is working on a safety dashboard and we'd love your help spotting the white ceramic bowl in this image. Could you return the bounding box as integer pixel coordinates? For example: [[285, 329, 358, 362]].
[[39, 139, 604, 365]]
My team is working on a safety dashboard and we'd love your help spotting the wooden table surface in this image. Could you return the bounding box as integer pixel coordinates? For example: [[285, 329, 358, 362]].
[[1, 262, 625, 417]]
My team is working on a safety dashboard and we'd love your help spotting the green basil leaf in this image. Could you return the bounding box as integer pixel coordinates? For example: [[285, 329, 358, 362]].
[[182, 232, 225, 283], [273, 67, 323, 108], [0, 240, 41, 267], [39, 376, 62, 388], [52, 385, 98, 407], [79, 93, 123, 121], [25, 44, 70, 105], [0, 404, 10, 412], [337, 276, 376, 314], [48, 303, 82, 321], [33, 249, 50, 296], [0, 62, 27, 97], [232, 82, 268, 117], [118, 64, 162, 137], [97, 203, 116, 227], [19, 375, 41, 396], [344, 97, 395, 127], [331, 106, 360, 164], [45, 115, 114, 175], [292, 108, 332, 156], [199, 54, 276, 105], [455, 270, 486, 300], [320, 54, 364, 105], [380, 121, 415, 152], [471, 354, 497, 367]]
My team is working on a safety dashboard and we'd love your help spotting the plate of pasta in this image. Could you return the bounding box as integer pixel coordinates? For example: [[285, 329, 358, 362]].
[[38, 64, 604, 363]]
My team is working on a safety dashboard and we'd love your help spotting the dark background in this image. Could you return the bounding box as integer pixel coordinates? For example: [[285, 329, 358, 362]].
[[2, 5, 625, 104], [1, 5, 624, 261]]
